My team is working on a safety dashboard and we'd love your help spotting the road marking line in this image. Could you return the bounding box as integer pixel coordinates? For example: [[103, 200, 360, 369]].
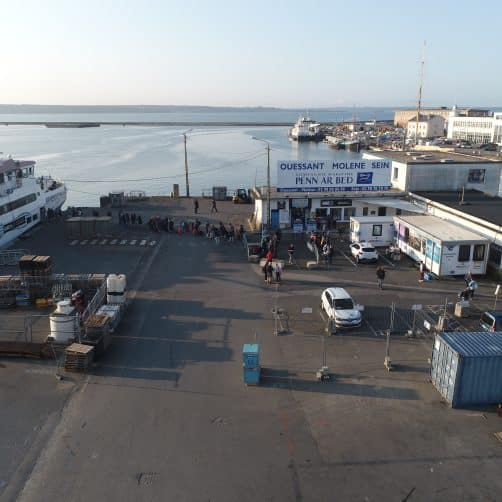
[[110, 239, 118, 245], [365, 319, 380, 337], [380, 254, 396, 268], [340, 251, 358, 268], [69, 240, 78, 246], [100, 239, 108, 245]]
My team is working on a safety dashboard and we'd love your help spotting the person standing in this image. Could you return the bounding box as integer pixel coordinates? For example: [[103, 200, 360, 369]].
[[194, 199, 199, 214], [211, 198, 218, 213], [376, 266, 386, 290]]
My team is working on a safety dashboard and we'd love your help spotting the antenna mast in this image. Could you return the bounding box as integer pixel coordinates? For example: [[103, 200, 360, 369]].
[[415, 41, 426, 146]]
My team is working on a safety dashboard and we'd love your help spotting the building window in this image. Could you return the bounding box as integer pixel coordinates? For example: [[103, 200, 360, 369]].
[[362, 207, 368, 216], [344, 207, 356, 220], [378, 206, 386, 216], [458, 245, 471, 262], [393, 167, 399, 180], [489, 245, 502, 266], [396, 208, 402, 215], [372, 224, 382, 236], [473, 244, 485, 262], [404, 226, 410, 243]]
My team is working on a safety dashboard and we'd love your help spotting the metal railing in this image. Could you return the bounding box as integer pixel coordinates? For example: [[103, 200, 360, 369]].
[[0, 249, 31, 266]]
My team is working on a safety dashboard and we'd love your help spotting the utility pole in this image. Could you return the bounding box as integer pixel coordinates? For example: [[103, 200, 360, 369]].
[[252, 137, 271, 230], [183, 129, 192, 197]]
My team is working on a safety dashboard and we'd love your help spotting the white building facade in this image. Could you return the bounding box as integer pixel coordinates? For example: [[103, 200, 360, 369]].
[[363, 152, 502, 195], [407, 114, 445, 139], [447, 110, 502, 145]]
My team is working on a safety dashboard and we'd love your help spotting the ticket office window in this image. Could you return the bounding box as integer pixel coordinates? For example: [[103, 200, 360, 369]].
[[343, 207, 356, 220], [330, 207, 343, 222]]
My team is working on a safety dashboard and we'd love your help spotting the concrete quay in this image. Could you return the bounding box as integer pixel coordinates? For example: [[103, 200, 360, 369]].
[[1, 199, 502, 502]]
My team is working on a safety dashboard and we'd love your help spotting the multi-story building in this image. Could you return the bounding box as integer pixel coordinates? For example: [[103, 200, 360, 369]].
[[407, 114, 445, 139], [447, 107, 502, 145]]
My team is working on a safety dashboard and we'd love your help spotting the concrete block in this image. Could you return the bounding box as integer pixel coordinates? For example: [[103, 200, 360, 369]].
[[248, 255, 260, 263], [306, 261, 319, 269]]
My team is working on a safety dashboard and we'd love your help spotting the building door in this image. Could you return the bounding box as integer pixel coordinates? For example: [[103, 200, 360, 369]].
[[270, 209, 279, 229]]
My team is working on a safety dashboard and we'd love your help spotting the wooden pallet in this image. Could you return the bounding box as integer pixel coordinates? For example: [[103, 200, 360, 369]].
[[64, 343, 94, 371]]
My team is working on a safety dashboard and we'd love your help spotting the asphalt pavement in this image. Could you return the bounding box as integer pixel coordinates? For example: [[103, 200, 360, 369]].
[[2, 211, 502, 501]]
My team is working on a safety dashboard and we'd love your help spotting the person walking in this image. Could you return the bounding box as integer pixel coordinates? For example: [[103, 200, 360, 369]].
[[194, 199, 199, 214], [376, 266, 386, 290], [267, 261, 274, 285], [328, 243, 334, 266], [211, 198, 218, 213], [263, 261, 269, 282], [275, 261, 282, 284], [288, 243, 295, 265], [322, 243, 330, 265]]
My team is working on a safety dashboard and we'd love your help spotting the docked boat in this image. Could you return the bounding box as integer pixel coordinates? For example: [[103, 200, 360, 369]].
[[0, 157, 66, 248], [288, 116, 324, 142]]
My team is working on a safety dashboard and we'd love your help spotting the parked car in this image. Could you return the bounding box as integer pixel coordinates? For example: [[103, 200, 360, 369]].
[[321, 287, 362, 328], [479, 311, 502, 332], [349, 242, 379, 263], [478, 143, 498, 152]]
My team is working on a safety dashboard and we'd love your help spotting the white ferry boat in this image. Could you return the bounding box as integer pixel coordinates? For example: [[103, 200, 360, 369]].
[[288, 116, 324, 142], [0, 157, 66, 248]]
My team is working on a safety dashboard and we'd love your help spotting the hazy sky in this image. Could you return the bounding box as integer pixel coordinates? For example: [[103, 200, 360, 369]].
[[1, 0, 499, 107]]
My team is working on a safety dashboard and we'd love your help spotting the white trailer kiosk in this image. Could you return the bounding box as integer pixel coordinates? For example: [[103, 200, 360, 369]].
[[394, 215, 489, 277], [350, 216, 395, 247]]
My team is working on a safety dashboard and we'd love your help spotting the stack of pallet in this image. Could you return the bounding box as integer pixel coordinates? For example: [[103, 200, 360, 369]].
[[83, 313, 112, 357], [64, 343, 94, 372]]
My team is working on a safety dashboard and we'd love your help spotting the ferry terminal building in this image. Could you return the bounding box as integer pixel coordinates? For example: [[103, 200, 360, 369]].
[[251, 151, 502, 276]]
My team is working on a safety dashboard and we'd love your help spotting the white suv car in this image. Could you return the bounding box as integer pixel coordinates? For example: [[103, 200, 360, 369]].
[[349, 242, 379, 263], [321, 288, 362, 328]]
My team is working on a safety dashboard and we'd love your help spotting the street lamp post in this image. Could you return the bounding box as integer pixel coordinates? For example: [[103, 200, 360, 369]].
[[182, 129, 193, 197], [252, 137, 271, 231]]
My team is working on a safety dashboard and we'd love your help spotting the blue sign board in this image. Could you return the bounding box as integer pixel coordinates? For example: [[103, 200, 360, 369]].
[[277, 159, 392, 193]]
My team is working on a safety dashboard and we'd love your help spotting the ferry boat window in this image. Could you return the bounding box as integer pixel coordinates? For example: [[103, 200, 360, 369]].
[[393, 167, 399, 180], [378, 206, 386, 216], [473, 244, 486, 261], [362, 207, 368, 216], [344, 207, 356, 220], [458, 245, 471, 262]]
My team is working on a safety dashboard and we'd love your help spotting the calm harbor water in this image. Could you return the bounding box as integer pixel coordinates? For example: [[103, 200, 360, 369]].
[[0, 109, 392, 207]]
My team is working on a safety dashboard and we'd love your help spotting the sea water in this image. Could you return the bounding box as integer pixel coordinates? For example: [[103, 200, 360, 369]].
[[0, 109, 392, 206]]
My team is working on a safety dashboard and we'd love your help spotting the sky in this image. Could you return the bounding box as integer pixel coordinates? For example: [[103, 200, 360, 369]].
[[1, 0, 500, 108]]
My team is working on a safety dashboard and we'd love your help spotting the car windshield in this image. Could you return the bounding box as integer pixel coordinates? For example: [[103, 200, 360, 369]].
[[481, 313, 494, 326], [362, 247, 375, 252], [334, 298, 354, 309]]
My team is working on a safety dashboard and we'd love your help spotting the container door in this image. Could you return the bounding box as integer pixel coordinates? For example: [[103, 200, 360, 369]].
[[431, 338, 458, 403]]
